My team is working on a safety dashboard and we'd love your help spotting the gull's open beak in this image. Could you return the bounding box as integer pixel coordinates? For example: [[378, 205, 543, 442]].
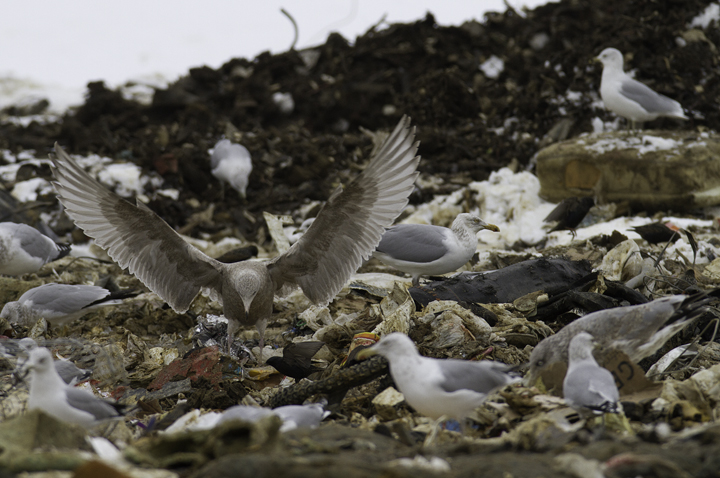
[[483, 223, 500, 232], [355, 347, 378, 361]]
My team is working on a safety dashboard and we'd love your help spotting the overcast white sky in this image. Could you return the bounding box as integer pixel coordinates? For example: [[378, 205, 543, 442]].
[[1, 0, 550, 110]]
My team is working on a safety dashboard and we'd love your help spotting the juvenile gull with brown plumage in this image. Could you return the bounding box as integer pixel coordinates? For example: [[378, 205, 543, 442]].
[[50, 116, 420, 358], [526, 294, 710, 387]]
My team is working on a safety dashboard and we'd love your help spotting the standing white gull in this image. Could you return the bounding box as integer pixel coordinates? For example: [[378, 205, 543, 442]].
[[16, 337, 92, 384], [50, 116, 420, 359], [373, 213, 499, 286], [0, 222, 71, 275], [563, 332, 620, 416], [25, 347, 123, 428], [597, 47, 687, 129], [358, 333, 519, 422], [1, 282, 136, 327], [210, 139, 253, 198]]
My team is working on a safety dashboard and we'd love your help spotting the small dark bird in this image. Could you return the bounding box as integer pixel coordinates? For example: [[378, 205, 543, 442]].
[[544, 197, 595, 238], [630, 222, 680, 244], [215, 245, 259, 263], [266, 341, 325, 380]]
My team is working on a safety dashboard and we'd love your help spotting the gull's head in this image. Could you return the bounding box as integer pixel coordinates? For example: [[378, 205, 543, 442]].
[[525, 335, 564, 387], [567, 332, 596, 362], [0, 302, 19, 322], [596, 48, 624, 70], [210, 139, 233, 169], [18, 337, 38, 353], [456, 213, 500, 234], [357, 332, 419, 362], [234, 267, 264, 314], [27, 347, 54, 375]]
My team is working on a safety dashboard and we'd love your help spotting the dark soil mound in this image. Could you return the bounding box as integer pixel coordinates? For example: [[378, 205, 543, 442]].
[[1, 0, 717, 242]]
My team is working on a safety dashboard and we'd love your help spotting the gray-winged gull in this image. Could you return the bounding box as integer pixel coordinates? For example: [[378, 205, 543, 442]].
[[1, 282, 136, 327], [16, 337, 92, 384], [358, 333, 518, 422], [373, 213, 499, 286], [0, 222, 71, 275], [274, 403, 329, 432], [210, 139, 253, 198], [50, 116, 420, 360], [217, 403, 328, 432], [597, 47, 687, 128], [526, 294, 709, 387], [563, 332, 620, 416], [25, 347, 123, 428]]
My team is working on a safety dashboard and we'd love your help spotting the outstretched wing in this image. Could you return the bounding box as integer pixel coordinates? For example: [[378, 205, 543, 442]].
[[267, 116, 420, 304], [50, 144, 223, 312]]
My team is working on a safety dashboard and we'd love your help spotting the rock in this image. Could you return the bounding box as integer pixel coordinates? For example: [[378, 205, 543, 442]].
[[372, 386, 407, 421], [536, 131, 720, 211], [0, 410, 91, 473]]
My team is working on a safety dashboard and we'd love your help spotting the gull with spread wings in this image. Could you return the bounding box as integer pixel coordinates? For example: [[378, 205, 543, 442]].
[[50, 116, 420, 359]]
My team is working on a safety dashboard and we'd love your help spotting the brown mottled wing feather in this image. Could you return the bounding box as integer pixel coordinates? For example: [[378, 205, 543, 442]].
[[268, 116, 420, 304], [50, 143, 223, 312]]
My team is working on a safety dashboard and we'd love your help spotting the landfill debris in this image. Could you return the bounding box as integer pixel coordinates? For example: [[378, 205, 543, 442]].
[[2, 0, 720, 476]]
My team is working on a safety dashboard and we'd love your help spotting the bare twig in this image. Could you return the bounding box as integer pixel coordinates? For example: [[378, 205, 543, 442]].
[[281, 8, 299, 51]]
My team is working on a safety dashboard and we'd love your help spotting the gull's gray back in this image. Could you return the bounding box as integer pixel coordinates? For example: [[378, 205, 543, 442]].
[[19, 283, 111, 315], [376, 224, 449, 263], [564, 361, 619, 413], [438, 359, 517, 395], [65, 388, 120, 420], [620, 80, 681, 115]]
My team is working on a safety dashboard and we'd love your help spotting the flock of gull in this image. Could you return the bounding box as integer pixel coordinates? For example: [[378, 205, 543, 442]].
[[1, 47, 711, 444]]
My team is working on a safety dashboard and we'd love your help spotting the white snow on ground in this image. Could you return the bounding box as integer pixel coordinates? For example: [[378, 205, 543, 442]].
[[689, 3, 720, 29], [577, 134, 705, 157], [10, 177, 53, 202], [396, 166, 717, 264]]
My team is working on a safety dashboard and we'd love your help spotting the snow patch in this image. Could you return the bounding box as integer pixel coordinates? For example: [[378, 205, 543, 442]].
[[689, 3, 720, 29], [11, 177, 53, 202]]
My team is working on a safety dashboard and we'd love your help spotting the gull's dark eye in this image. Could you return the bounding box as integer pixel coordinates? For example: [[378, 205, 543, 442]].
[[536, 360, 544, 367]]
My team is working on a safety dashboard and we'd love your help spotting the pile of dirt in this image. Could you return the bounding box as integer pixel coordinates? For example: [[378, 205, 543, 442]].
[[1, 0, 718, 243]]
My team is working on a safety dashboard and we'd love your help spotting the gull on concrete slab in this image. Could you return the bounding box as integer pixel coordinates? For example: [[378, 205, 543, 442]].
[[597, 47, 687, 129]]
